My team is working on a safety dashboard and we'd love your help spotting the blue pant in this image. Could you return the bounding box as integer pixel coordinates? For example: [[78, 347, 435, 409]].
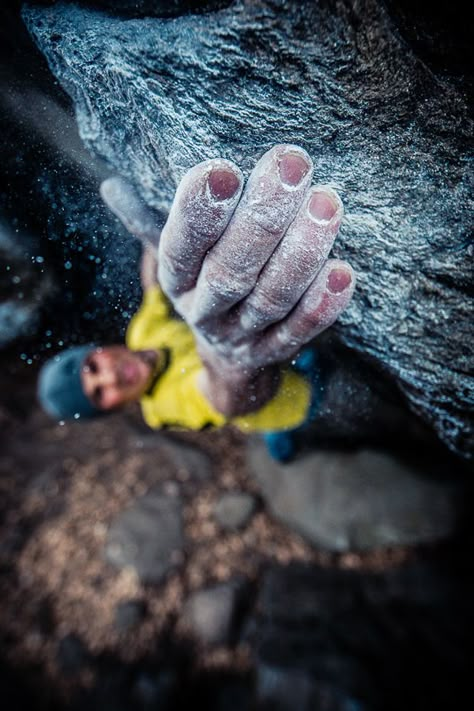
[[263, 348, 324, 463]]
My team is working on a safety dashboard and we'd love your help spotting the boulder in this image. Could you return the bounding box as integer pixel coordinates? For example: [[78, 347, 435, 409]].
[[56, 633, 90, 676], [22, 0, 473, 457]]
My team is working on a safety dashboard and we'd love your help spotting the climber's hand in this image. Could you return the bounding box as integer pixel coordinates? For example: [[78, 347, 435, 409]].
[[158, 144, 355, 368]]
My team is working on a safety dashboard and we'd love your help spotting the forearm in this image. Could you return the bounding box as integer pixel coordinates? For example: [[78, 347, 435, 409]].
[[197, 350, 281, 418], [140, 245, 159, 291]]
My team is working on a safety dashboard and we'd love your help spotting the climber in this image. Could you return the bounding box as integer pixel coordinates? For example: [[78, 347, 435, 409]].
[[37, 145, 355, 461]]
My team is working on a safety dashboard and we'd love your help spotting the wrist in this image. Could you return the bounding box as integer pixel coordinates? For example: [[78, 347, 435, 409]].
[[198, 362, 281, 418]]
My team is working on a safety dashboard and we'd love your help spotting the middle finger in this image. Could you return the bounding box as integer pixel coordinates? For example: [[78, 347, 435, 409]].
[[237, 184, 344, 334], [189, 144, 313, 324]]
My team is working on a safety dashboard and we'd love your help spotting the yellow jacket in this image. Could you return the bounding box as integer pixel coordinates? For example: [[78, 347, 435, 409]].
[[126, 286, 310, 433]]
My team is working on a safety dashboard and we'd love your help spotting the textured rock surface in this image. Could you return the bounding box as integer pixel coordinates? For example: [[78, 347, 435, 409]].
[[248, 437, 460, 552], [22, 0, 473, 457]]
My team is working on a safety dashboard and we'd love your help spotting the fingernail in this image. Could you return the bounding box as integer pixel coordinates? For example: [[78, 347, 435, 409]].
[[208, 168, 240, 201], [309, 189, 339, 223], [327, 267, 352, 294], [278, 152, 310, 188]]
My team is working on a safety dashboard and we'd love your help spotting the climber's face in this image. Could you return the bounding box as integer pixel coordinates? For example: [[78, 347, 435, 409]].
[[81, 345, 158, 410]]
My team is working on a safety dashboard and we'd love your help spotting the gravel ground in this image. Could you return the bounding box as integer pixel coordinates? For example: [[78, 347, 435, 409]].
[[0, 355, 466, 710]]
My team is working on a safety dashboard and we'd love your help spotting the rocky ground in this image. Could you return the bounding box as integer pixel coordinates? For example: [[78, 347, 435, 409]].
[[1, 351, 473, 711]]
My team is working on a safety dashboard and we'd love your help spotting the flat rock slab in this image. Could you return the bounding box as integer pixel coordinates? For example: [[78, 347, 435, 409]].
[[247, 438, 460, 552], [180, 578, 249, 647], [213, 491, 258, 531], [105, 490, 184, 583]]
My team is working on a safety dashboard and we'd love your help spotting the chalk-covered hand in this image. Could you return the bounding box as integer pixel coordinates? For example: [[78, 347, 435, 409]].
[[158, 144, 354, 371], [101, 145, 355, 417]]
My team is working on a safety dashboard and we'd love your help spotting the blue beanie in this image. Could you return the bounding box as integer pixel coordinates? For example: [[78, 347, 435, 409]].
[[37, 345, 100, 421]]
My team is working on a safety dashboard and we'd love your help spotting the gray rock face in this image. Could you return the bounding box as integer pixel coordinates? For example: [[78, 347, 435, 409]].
[[23, 1, 473, 457], [79, 0, 232, 17], [105, 490, 184, 583], [248, 437, 460, 552]]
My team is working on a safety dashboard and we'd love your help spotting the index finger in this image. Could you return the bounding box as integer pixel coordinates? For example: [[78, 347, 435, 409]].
[[190, 144, 313, 323], [158, 159, 243, 299]]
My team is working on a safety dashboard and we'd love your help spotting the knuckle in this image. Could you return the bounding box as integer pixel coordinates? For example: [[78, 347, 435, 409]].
[[160, 248, 189, 279], [159, 249, 194, 295], [245, 288, 289, 325], [204, 264, 251, 303], [299, 307, 323, 333], [253, 214, 285, 240], [276, 325, 300, 349]]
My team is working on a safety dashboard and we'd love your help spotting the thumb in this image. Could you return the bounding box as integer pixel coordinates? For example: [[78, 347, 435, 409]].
[[100, 176, 164, 249]]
